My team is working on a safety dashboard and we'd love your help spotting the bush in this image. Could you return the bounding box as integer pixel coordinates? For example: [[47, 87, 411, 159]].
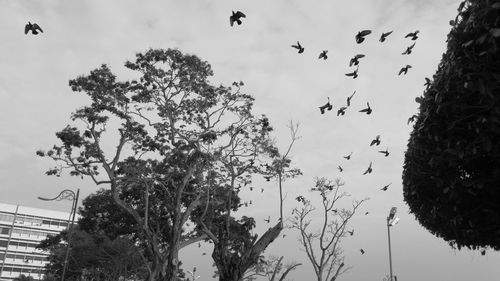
[[403, 0, 500, 250]]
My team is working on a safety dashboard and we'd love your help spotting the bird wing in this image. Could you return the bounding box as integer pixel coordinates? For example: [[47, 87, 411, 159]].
[[33, 24, 43, 32], [359, 108, 368, 112], [384, 30, 393, 36], [25, 24, 30, 34], [230, 16, 235, 26], [409, 42, 416, 49], [235, 11, 246, 18], [291, 44, 299, 49], [359, 30, 372, 36], [355, 54, 365, 59]]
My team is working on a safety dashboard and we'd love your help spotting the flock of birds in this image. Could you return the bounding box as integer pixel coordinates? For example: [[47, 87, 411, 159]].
[[23, 11, 423, 259], [227, 11, 425, 257]]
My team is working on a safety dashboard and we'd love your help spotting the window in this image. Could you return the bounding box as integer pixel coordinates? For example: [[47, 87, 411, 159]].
[[1, 227, 10, 235], [0, 240, 8, 247]]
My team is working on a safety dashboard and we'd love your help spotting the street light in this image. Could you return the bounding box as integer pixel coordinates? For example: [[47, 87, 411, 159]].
[[387, 207, 399, 281], [38, 189, 80, 281]]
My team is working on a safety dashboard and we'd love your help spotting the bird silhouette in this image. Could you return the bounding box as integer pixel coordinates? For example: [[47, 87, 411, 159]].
[[370, 135, 381, 146], [355, 30, 372, 43], [319, 97, 333, 114], [202, 252, 207, 256], [264, 216, 270, 223], [230, 11, 246, 26], [264, 176, 272, 181], [296, 196, 305, 203], [347, 91, 356, 106], [349, 54, 365, 67], [348, 229, 354, 236], [345, 67, 359, 79], [360, 249, 365, 255], [318, 50, 328, 60], [398, 65, 412, 75], [291, 41, 304, 53], [402, 43, 416, 55], [343, 152, 353, 160], [363, 162, 373, 175], [25, 22, 43, 35], [338, 165, 343, 172], [378, 148, 389, 157], [381, 183, 392, 191], [359, 102, 372, 114], [405, 30, 420, 40], [365, 212, 369, 215], [379, 31, 393, 42], [332, 209, 338, 213], [337, 106, 347, 116], [408, 114, 418, 124]]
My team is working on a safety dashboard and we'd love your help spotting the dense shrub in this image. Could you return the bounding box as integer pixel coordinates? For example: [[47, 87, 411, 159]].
[[403, 0, 500, 250]]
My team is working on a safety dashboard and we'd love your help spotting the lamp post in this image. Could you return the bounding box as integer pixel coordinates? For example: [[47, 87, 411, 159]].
[[38, 188, 80, 281], [386, 207, 399, 281]]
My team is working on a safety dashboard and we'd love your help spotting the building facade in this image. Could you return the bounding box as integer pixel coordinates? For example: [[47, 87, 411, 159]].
[[0, 203, 70, 281]]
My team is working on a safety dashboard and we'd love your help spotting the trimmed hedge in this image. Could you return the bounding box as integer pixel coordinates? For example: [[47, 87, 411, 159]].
[[403, 0, 500, 250]]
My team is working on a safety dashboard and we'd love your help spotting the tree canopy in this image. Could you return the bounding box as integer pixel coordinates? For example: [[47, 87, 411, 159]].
[[403, 0, 500, 250], [38, 48, 294, 280]]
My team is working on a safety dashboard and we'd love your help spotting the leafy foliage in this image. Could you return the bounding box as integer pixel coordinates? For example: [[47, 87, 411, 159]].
[[403, 0, 500, 250], [37, 225, 147, 281], [38, 48, 286, 280]]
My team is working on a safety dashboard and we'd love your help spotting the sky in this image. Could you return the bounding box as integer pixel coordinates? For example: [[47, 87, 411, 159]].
[[1, 0, 500, 280]]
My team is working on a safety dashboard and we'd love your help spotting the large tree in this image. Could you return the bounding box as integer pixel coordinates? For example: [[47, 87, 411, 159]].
[[37, 48, 284, 280], [403, 0, 500, 250]]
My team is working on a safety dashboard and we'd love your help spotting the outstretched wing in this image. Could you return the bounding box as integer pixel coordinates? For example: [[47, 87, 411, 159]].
[[359, 30, 372, 37], [33, 24, 43, 33], [355, 54, 365, 59], [25, 23, 30, 34], [235, 11, 246, 18], [230, 16, 235, 26]]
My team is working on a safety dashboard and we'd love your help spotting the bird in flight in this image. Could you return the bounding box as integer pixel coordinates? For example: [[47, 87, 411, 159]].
[[264, 216, 270, 223], [347, 229, 354, 236], [408, 114, 418, 124], [359, 102, 372, 114], [291, 41, 304, 53], [25, 22, 43, 35], [379, 31, 393, 42], [363, 162, 373, 175], [402, 42, 416, 55], [378, 148, 389, 157], [355, 30, 372, 43], [319, 97, 333, 114], [349, 54, 365, 67], [365, 212, 369, 215], [337, 106, 347, 116], [398, 65, 412, 75], [381, 183, 392, 191], [345, 67, 359, 79], [343, 152, 353, 160], [347, 91, 356, 106], [230, 11, 246, 26], [405, 30, 420, 40], [296, 196, 305, 203], [370, 135, 381, 146], [338, 165, 343, 172], [318, 50, 328, 60], [360, 249, 365, 255]]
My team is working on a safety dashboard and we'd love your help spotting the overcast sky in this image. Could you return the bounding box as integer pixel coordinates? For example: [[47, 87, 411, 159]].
[[1, 0, 500, 280]]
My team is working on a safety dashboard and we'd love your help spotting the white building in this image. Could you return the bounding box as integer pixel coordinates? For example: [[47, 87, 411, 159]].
[[0, 203, 71, 281]]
